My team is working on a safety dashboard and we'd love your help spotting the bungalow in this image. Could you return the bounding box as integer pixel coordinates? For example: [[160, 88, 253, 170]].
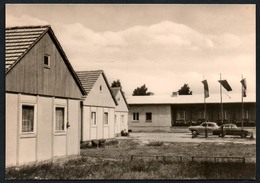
[[6, 25, 86, 167], [76, 70, 117, 141], [127, 93, 256, 132], [111, 87, 129, 135]]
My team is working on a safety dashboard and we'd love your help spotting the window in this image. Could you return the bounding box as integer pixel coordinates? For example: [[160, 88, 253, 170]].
[[121, 115, 124, 123], [44, 54, 50, 68], [99, 85, 102, 92], [55, 107, 65, 132], [176, 111, 186, 120], [91, 112, 96, 125], [146, 112, 152, 122], [22, 105, 35, 133], [132, 112, 139, 121], [104, 112, 108, 125]]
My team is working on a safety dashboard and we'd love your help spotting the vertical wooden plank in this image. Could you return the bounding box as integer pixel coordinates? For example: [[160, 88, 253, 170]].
[[16, 93, 21, 165], [51, 97, 54, 160], [35, 95, 39, 162]]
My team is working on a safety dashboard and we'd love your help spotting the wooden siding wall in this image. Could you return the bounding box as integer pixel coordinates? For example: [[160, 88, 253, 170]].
[[6, 33, 82, 99]]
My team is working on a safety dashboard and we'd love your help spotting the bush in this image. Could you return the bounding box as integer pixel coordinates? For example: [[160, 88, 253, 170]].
[[146, 141, 163, 146]]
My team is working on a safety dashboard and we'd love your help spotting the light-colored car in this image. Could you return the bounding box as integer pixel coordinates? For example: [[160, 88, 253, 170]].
[[188, 122, 219, 135]]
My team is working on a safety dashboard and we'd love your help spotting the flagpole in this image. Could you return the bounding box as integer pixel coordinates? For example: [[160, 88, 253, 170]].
[[220, 73, 223, 124], [241, 74, 244, 130], [220, 73, 224, 138], [203, 76, 206, 120]]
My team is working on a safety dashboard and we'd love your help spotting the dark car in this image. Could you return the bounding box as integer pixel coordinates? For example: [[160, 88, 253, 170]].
[[174, 119, 187, 126], [213, 124, 252, 138]]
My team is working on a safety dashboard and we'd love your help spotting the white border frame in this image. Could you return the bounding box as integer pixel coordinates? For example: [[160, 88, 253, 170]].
[[54, 105, 67, 134], [20, 103, 37, 137]]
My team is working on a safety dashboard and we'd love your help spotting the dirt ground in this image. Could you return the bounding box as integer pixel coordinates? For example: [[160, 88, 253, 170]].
[[81, 131, 256, 163], [126, 130, 256, 144], [6, 131, 256, 180]]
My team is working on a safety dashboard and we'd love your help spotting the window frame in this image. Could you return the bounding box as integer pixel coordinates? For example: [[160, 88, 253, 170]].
[[54, 106, 67, 134], [44, 54, 51, 68], [104, 112, 109, 125], [91, 112, 97, 126], [121, 114, 124, 123], [20, 103, 37, 136], [132, 112, 139, 122], [146, 112, 152, 122]]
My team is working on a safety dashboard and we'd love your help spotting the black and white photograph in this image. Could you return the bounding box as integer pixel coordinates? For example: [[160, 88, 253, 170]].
[[4, 3, 256, 180]]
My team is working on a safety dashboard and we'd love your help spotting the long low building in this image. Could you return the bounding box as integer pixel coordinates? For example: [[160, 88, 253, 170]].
[[126, 93, 256, 132]]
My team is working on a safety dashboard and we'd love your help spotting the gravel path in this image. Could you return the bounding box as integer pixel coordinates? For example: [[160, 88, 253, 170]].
[[121, 132, 256, 144]]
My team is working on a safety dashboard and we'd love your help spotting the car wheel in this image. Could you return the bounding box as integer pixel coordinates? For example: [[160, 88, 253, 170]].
[[218, 131, 226, 137], [192, 130, 198, 135], [241, 133, 246, 138], [219, 133, 225, 137]]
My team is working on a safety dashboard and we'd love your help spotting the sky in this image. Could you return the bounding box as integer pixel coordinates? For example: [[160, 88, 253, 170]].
[[6, 4, 256, 97]]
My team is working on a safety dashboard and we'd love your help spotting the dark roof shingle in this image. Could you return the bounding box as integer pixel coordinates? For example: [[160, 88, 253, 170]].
[[5, 25, 50, 71], [76, 70, 103, 94], [76, 70, 118, 105]]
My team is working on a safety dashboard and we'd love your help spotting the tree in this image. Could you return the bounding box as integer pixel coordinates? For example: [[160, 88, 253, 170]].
[[178, 84, 192, 95], [132, 84, 153, 96], [111, 79, 122, 88]]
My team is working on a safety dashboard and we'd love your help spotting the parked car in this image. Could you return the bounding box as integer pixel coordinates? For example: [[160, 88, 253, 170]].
[[213, 124, 252, 138], [188, 122, 219, 135], [196, 118, 206, 125], [174, 119, 187, 126]]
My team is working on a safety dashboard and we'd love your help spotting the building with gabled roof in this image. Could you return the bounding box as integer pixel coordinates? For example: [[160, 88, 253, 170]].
[[77, 70, 117, 141], [111, 87, 129, 135], [6, 25, 86, 167]]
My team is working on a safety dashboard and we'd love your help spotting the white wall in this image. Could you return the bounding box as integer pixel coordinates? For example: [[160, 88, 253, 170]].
[[6, 93, 18, 166], [115, 112, 128, 134], [82, 106, 115, 141], [128, 104, 172, 132], [6, 93, 81, 167], [81, 74, 116, 141]]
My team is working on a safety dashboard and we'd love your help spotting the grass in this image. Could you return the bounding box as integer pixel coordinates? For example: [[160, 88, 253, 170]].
[[6, 138, 256, 180], [6, 157, 256, 180]]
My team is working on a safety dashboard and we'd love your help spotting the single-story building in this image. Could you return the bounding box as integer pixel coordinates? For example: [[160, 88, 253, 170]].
[[127, 93, 256, 132], [76, 70, 117, 141], [6, 25, 86, 167], [111, 87, 129, 135]]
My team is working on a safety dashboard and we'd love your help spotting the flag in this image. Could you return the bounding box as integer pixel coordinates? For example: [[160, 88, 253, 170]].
[[240, 78, 247, 97], [218, 80, 232, 91], [202, 80, 209, 98]]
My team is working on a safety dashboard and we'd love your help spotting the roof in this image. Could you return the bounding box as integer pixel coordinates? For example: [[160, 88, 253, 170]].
[[76, 70, 103, 94], [6, 25, 49, 71], [76, 70, 118, 105], [126, 93, 256, 105], [111, 87, 129, 110], [5, 25, 86, 96], [111, 87, 120, 98]]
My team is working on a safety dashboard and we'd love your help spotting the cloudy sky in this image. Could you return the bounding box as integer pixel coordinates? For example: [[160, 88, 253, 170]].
[[6, 4, 256, 97]]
